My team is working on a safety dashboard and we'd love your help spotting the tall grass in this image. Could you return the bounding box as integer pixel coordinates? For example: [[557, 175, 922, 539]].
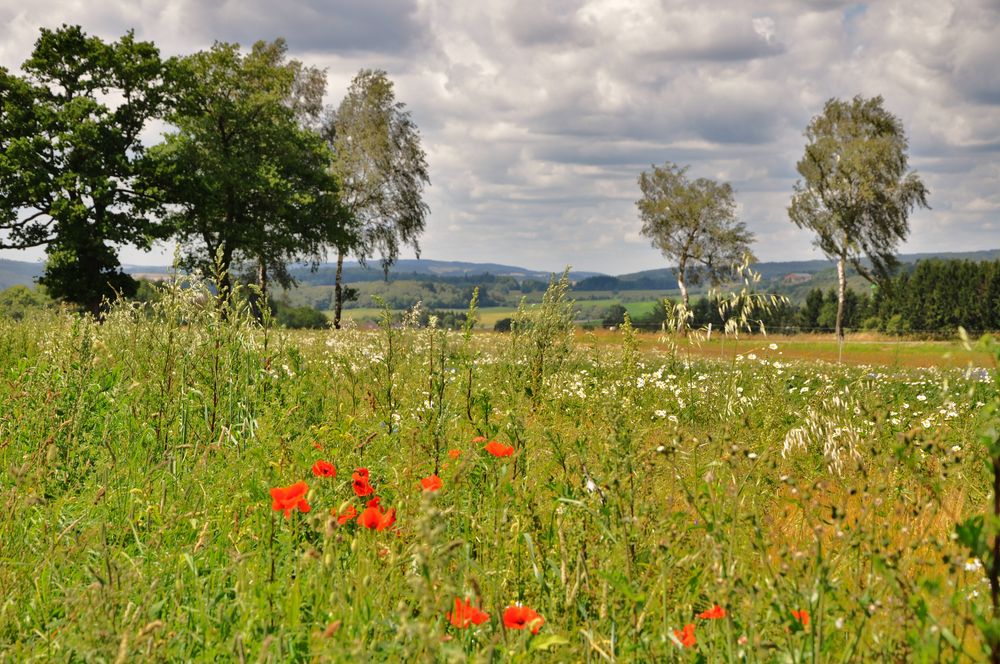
[[0, 273, 996, 661]]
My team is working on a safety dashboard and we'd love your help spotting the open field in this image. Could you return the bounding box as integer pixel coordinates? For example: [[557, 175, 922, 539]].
[[581, 330, 998, 369], [1, 284, 998, 661]]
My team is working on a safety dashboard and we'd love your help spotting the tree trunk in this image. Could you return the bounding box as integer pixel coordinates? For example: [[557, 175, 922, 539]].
[[676, 258, 689, 310], [333, 249, 345, 330], [835, 255, 846, 341]]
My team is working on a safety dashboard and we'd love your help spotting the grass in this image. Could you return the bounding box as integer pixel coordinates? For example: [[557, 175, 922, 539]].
[[1, 278, 998, 661]]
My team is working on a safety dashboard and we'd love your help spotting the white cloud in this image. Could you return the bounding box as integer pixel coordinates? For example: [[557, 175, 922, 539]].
[[1, 0, 998, 273]]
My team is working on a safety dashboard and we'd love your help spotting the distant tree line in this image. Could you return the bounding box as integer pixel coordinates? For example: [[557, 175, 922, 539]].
[[597, 259, 1000, 335]]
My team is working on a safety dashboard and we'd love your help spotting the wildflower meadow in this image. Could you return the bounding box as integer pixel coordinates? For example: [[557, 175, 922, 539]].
[[1, 273, 998, 662]]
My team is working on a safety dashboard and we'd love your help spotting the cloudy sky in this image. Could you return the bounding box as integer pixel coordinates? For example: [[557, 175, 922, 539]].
[[1, 0, 998, 274]]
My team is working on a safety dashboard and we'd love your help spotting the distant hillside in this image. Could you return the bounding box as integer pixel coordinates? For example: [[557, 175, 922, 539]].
[[0, 259, 43, 290], [1, 250, 997, 300]]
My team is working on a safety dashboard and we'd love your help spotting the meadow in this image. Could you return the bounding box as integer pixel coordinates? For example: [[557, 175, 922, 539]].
[[1, 275, 998, 662]]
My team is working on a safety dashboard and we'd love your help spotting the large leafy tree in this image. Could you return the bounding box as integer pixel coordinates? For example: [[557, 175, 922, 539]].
[[323, 69, 430, 329], [146, 39, 349, 301], [789, 95, 929, 339], [636, 162, 755, 310], [0, 25, 171, 316]]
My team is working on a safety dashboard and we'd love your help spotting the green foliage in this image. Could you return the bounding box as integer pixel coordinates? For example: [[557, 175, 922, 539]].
[[324, 68, 429, 327], [0, 284, 53, 319], [636, 161, 756, 307], [0, 25, 171, 315], [790, 95, 929, 284], [0, 273, 995, 660], [146, 39, 349, 297], [269, 298, 330, 329]]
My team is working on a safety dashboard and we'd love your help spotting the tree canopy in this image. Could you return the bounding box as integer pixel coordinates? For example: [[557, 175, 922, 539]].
[[145, 39, 350, 299], [0, 25, 171, 315], [636, 161, 755, 309], [788, 94, 929, 338], [323, 69, 430, 328]]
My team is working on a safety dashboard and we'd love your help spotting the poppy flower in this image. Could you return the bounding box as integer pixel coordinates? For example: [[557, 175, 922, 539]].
[[420, 474, 443, 492], [311, 460, 336, 478], [472, 435, 487, 443], [313, 442, 323, 450], [484, 440, 514, 457], [697, 604, 726, 620], [502, 605, 544, 633], [792, 609, 810, 627], [335, 505, 357, 525], [352, 468, 374, 497], [674, 623, 696, 648], [447, 597, 490, 629], [270, 481, 311, 518], [358, 498, 396, 531], [448, 449, 461, 459]]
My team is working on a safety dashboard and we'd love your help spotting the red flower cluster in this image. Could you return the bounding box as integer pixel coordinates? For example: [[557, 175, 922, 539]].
[[270, 481, 311, 518], [420, 474, 443, 492], [674, 623, 696, 648], [447, 598, 489, 628], [697, 604, 726, 620], [352, 468, 374, 497], [792, 609, 810, 627], [311, 460, 336, 478], [357, 496, 396, 531], [484, 440, 514, 457], [502, 605, 544, 633]]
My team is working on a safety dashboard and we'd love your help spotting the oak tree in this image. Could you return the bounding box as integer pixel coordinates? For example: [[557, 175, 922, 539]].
[[0, 25, 171, 316]]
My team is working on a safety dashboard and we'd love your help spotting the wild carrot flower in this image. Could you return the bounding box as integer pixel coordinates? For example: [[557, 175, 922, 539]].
[[358, 497, 395, 531], [311, 460, 336, 478], [485, 440, 514, 457], [448, 449, 461, 459], [698, 604, 726, 620], [447, 597, 489, 628], [674, 623, 696, 647], [270, 481, 311, 518], [352, 468, 374, 497], [420, 474, 443, 492], [502, 605, 544, 633], [335, 505, 357, 525], [792, 609, 810, 627]]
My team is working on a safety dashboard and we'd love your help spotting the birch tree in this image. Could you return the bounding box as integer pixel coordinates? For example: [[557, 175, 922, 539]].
[[636, 162, 755, 311], [789, 95, 929, 340]]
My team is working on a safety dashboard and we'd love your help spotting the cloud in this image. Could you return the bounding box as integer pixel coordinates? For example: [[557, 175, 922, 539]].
[[0, 0, 998, 273]]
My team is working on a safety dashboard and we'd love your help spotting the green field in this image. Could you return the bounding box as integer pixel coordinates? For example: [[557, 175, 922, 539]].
[[2, 280, 999, 660]]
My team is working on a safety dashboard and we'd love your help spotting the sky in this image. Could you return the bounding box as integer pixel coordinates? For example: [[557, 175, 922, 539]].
[[1, 0, 998, 274]]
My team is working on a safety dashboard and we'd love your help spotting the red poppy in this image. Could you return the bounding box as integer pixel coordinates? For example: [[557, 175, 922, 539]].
[[471, 435, 487, 443], [792, 609, 810, 627], [311, 460, 336, 478], [447, 597, 490, 628], [358, 498, 396, 531], [484, 440, 514, 457], [448, 449, 462, 459], [502, 605, 544, 633], [674, 623, 696, 648], [420, 474, 443, 492], [335, 505, 357, 525], [698, 604, 726, 620], [313, 442, 323, 450], [269, 481, 311, 518], [352, 467, 374, 497]]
